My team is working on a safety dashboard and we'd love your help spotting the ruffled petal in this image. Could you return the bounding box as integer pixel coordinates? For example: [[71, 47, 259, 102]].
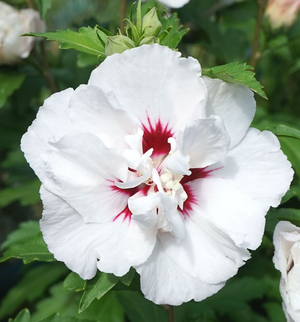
[[129, 193, 160, 230], [190, 128, 293, 250], [213, 128, 293, 211], [88, 44, 207, 134], [179, 116, 230, 168], [42, 132, 129, 223], [69, 84, 141, 149], [40, 186, 156, 278], [203, 76, 256, 149], [21, 88, 74, 181], [159, 216, 249, 284], [135, 240, 224, 305]]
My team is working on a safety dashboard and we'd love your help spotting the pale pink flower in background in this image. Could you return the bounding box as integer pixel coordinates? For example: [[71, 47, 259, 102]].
[[0, 1, 45, 65], [143, 0, 190, 8], [157, 0, 190, 8], [22, 44, 293, 305], [273, 221, 300, 322], [266, 0, 300, 28]]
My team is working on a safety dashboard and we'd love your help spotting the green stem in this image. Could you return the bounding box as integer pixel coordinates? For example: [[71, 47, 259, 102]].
[[250, 0, 268, 68], [120, 0, 127, 33], [40, 42, 58, 93], [163, 305, 176, 322], [26, 0, 35, 9]]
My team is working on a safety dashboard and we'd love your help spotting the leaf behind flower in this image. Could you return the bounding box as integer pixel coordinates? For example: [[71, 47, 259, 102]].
[[0, 221, 53, 264], [202, 62, 267, 99], [78, 272, 119, 312], [26, 27, 105, 58]]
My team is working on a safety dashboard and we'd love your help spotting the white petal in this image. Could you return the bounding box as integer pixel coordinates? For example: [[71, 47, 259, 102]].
[[135, 240, 224, 305], [179, 116, 230, 168], [159, 216, 249, 284], [160, 193, 186, 241], [129, 192, 160, 230], [95, 216, 157, 276], [40, 186, 156, 278], [42, 132, 129, 223], [203, 76, 256, 149], [273, 221, 300, 274], [157, 0, 190, 8], [163, 150, 191, 175], [21, 88, 74, 181], [69, 85, 140, 149], [214, 128, 294, 211], [198, 128, 293, 250], [89, 44, 207, 134], [186, 176, 265, 250]]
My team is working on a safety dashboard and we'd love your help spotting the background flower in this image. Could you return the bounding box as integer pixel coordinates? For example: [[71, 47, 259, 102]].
[[266, 0, 300, 28], [21, 44, 293, 305], [0, 1, 45, 65], [143, 0, 190, 8], [157, 0, 190, 8], [273, 221, 300, 322]]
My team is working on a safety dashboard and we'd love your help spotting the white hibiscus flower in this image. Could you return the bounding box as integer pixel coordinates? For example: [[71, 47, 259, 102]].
[[273, 221, 300, 322], [0, 1, 45, 65], [156, 0, 190, 8], [21, 44, 293, 305]]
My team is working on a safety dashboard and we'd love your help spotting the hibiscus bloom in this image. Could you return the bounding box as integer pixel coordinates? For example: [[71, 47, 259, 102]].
[[266, 0, 300, 28], [273, 221, 300, 322], [156, 0, 190, 8], [21, 44, 293, 305], [0, 1, 45, 65]]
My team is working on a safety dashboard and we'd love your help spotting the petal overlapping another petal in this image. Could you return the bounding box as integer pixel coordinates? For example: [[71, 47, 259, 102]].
[[42, 132, 129, 223], [190, 128, 293, 250], [203, 76, 256, 149], [21, 88, 74, 181], [40, 186, 156, 278], [135, 241, 224, 305], [69, 84, 141, 149], [159, 217, 250, 284], [88, 44, 207, 134]]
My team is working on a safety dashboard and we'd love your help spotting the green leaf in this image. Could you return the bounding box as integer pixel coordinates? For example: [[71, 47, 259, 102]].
[[0, 263, 68, 320], [267, 124, 300, 141], [117, 291, 167, 322], [27, 27, 106, 57], [0, 233, 54, 264], [79, 292, 124, 322], [279, 136, 300, 177], [30, 284, 78, 322], [266, 208, 300, 233], [36, 0, 53, 18], [120, 267, 135, 286], [63, 272, 86, 292], [264, 302, 286, 322], [0, 71, 25, 108], [202, 62, 267, 99], [0, 180, 40, 207], [281, 186, 300, 204], [31, 285, 123, 322], [79, 273, 119, 312], [160, 13, 189, 49], [1, 221, 40, 250], [37, 313, 94, 322], [9, 309, 31, 322]]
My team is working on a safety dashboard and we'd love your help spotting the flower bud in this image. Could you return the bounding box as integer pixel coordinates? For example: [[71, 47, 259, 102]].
[[105, 35, 135, 56], [142, 8, 162, 37], [0, 1, 45, 65], [140, 36, 158, 45]]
